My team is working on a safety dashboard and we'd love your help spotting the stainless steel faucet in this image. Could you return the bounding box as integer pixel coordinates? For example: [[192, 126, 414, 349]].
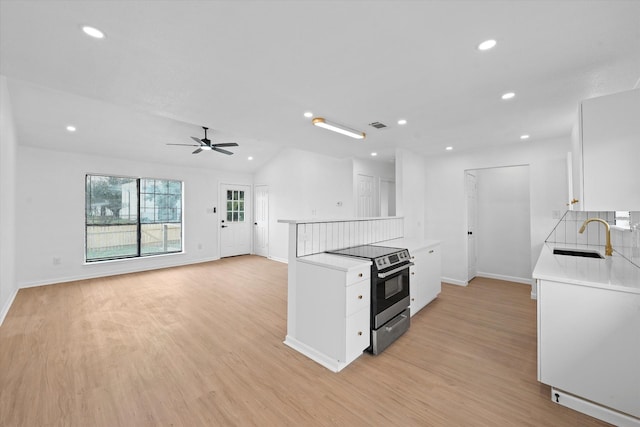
[[578, 218, 613, 256]]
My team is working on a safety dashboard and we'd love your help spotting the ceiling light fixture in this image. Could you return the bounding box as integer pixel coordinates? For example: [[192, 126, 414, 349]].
[[303, 111, 313, 118], [371, 152, 378, 156], [82, 26, 105, 39], [520, 134, 530, 140], [478, 39, 497, 51], [397, 119, 407, 125], [501, 92, 515, 100], [312, 117, 365, 139], [248, 156, 253, 160], [66, 125, 76, 132], [445, 146, 453, 151]]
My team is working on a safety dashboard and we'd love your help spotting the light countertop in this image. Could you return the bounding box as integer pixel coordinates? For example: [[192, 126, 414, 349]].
[[278, 216, 403, 224], [373, 238, 440, 252], [532, 243, 640, 294], [297, 253, 372, 271]]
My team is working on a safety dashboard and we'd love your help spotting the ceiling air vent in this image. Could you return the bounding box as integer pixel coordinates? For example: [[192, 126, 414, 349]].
[[369, 121, 387, 129]]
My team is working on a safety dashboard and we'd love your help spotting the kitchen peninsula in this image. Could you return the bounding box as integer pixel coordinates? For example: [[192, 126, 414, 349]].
[[278, 217, 441, 371]]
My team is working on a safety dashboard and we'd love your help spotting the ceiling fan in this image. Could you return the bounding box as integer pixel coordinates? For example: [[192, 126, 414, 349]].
[[167, 126, 238, 155]]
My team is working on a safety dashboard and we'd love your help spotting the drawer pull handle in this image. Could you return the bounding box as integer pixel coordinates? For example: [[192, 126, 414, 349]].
[[358, 273, 363, 277], [411, 272, 415, 275], [358, 295, 363, 299], [358, 331, 363, 336], [411, 256, 415, 259], [429, 250, 434, 254]]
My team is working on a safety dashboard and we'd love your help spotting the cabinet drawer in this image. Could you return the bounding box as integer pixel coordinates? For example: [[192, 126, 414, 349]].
[[344, 309, 370, 363], [346, 266, 370, 286], [345, 280, 370, 317]]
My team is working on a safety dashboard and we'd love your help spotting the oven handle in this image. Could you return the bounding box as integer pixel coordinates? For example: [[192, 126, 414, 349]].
[[377, 262, 414, 279], [385, 313, 408, 332]]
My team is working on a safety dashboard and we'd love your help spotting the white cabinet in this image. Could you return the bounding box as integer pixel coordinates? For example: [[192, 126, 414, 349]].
[[409, 243, 441, 316], [537, 279, 640, 421], [579, 88, 640, 211], [284, 256, 371, 372]]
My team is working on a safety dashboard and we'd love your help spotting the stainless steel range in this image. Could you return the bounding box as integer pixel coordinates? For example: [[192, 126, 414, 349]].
[[326, 245, 413, 354]]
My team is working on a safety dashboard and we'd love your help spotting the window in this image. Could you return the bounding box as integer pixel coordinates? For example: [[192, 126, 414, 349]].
[[226, 189, 245, 222], [614, 211, 631, 230], [85, 175, 182, 262]]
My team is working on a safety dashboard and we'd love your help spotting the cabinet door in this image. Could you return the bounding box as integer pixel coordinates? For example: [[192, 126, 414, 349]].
[[581, 88, 640, 210], [539, 280, 640, 418], [344, 308, 370, 363], [423, 245, 442, 304]]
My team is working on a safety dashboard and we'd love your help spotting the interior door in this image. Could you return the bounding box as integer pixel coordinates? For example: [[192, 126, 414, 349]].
[[254, 185, 269, 257], [466, 172, 477, 282], [357, 174, 375, 217], [220, 184, 251, 258]]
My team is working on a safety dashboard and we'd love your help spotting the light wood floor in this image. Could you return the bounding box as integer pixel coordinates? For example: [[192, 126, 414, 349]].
[[0, 256, 610, 426]]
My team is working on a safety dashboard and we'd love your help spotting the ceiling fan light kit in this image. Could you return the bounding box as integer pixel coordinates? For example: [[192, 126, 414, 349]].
[[166, 126, 238, 155], [312, 117, 366, 140]]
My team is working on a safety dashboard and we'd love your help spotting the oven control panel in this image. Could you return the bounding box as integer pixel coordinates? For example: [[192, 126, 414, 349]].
[[375, 249, 410, 268]]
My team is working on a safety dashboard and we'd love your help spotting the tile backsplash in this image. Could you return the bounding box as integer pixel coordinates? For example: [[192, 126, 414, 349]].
[[546, 211, 640, 267]]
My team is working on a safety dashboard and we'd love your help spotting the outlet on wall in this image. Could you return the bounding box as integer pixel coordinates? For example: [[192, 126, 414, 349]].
[[52, 257, 61, 266]]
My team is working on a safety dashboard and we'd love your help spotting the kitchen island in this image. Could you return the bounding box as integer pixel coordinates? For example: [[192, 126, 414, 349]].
[[533, 243, 640, 426]]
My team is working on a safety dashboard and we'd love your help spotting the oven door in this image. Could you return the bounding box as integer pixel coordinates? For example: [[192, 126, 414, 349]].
[[373, 262, 412, 328]]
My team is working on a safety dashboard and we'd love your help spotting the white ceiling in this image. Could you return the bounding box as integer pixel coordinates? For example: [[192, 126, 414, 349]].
[[1, 1, 639, 173]]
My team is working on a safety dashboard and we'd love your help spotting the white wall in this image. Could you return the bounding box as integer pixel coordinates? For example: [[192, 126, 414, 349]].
[[396, 148, 425, 240], [254, 148, 354, 262], [15, 146, 252, 287], [475, 166, 532, 284], [0, 75, 18, 324], [424, 137, 569, 287]]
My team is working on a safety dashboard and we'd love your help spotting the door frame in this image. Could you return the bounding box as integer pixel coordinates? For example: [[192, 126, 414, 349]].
[[218, 182, 253, 258], [253, 184, 269, 257]]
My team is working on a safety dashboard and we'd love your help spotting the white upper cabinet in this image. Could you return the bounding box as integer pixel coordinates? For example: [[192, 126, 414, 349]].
[[579, 88, 640, 211]]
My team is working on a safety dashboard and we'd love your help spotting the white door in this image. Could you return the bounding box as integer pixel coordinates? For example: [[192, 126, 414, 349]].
[[254, 185, 269, 257], [357, 174, 375, 217], [220, 184, 251, 258], [466, 172, 477, 282]]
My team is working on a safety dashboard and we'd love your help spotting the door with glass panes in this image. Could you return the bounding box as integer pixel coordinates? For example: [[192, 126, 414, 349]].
[[220, 184, 251, 257]]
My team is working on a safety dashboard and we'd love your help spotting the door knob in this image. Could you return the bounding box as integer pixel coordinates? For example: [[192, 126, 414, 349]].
[[221, 225, 228, 228], [467, 231, 473, 235]]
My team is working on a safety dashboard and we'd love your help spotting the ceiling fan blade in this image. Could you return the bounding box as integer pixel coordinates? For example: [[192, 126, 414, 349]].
[[191, 136, 204, 145], [212, 142, 239, 147], [212, 147, 234, 155], [167, 143, 199, 146], [192, 148, 203, 154]]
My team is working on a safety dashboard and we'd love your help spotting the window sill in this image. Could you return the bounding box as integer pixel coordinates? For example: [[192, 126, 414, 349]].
[[84, 250, 185, 265]]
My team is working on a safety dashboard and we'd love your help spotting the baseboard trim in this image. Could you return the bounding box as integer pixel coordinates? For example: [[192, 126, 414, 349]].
[[0, 287, 19, 327], [18, 256, 221, 289], [476, 272, 532, 285], [441, 277, 467, 286], [551, 387, 640, 427], [268, 256, 288, 264]]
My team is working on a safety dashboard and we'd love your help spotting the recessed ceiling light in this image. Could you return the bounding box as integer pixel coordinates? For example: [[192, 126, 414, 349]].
[[501, 92, 515, 100], [371, 152, 378, 156], [303, 111, 313, 118], [445, 146, 453, 151], [66, 125, 76, 132], [397, 119, 407, 125], [520, 134, 530, 140], [82, 26, 105, 39], [248, 156, 253, 160], [478, 39, 497, 51]]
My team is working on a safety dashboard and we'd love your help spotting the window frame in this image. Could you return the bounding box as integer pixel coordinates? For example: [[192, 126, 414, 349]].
[[85, 174, 184, 263]]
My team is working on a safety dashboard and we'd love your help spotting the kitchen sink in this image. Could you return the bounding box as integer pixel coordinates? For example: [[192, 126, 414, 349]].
[[553, 248, 605, 259]]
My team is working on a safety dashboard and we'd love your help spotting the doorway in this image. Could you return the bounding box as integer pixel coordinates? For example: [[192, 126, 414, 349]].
[[465, 166, 531, 284], [254, 185, 269, 257], [220, 184, 251, 258], [356, 174, 375, 217]]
